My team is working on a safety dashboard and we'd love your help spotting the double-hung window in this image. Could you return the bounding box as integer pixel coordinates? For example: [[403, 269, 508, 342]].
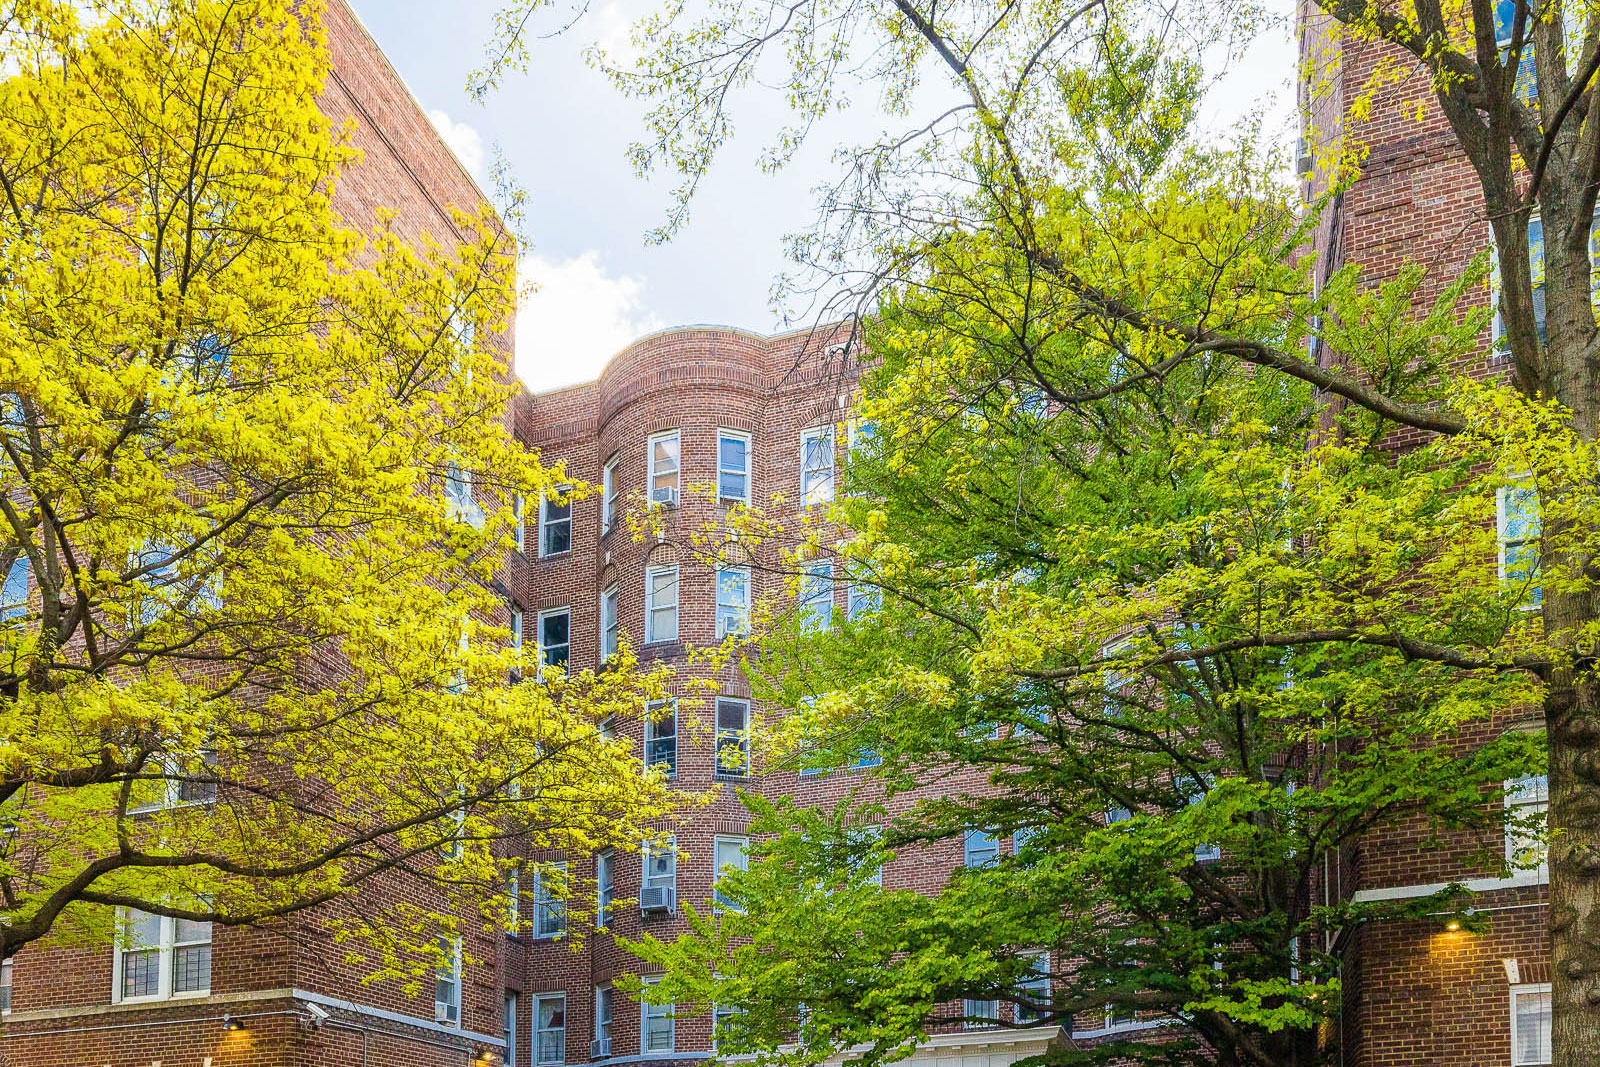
[[540, 488, 572, 557], [716, 566, 751, 638], [963, 998, 999, 1029], [715, 698, 750, 778], [799, 561, 834, 632], [713, 1001, 742, 1052], [800, 427, 835, 505], [641, 979, 675, 1053], [114, 909, 212, 1002], [645, 565, 678, 643], [600, 585, 620, 662], [514, 495, 526, 553], [963, 829, 1000, 868], [602, 456, 619, 535], [510, 607, 524, 682], [2, 556, 27, 622], [1498, 479, 1542, 606], [538, 608, 570, 674], [1506, 773, 1549, 874], [434, 934, 461, 1025], [1, 957, 11, 1014], [505, 993, 519, 1066], [847, 581, 880, 621], [649, 431, 681, 505], [1015, 951, 1051, 1024], [643, 838, 677, 912], [596, 850, 615, 928], [719, 430, 751, 503], [535, 994, 566, 1065], [595, 986, 614, 1054], [645, 700, 677, 775], [1512, 984, 1552, 1066], [713, 836, 749, 911], [533, 863, 567, 938], [1180, 777, 1221, 863]]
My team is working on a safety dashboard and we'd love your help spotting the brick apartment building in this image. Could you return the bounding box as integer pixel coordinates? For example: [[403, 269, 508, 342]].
[[0, 3, 521, 1065], [510, 326, 1071, 1067]]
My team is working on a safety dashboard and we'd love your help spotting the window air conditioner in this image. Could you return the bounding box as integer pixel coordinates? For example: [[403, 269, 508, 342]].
[[639, 885, 674, 914], [650, 487, 680, 507], [591, 1038, 612, 1059], [1295, 135, 1313, 176]]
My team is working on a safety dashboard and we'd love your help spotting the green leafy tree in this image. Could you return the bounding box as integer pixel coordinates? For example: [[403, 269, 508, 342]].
[[483, 0, 1600, 1059], [0, 0, 679, 986]]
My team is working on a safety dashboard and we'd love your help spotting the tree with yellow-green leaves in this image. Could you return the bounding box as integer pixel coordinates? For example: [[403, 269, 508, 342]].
[[0, 0, 681, 989], [483, 0, 1600, 1062]]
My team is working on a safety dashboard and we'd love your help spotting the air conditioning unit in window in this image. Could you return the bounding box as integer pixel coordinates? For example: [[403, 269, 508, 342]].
[[435, 1000, 459, 1026], [650, 487, 680, 507], [639, 885, 674, 914], [591, 1038, 612, 1059], [1295, 135, 1313, 176]]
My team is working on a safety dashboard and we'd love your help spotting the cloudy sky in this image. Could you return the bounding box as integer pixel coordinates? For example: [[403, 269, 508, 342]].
[[346, 0, 1296, 393]]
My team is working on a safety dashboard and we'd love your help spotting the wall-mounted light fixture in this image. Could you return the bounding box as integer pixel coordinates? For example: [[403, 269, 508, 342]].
[[223, 1015, 246, 1032]]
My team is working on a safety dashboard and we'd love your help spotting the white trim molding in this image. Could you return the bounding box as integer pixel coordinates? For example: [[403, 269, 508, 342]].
[[1349, 872, 1548, 904]]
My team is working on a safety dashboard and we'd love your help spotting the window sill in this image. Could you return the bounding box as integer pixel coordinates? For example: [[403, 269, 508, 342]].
[[537, 550, 572, 562]]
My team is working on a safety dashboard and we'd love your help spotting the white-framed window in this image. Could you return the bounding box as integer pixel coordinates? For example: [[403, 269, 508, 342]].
[[645, 565, 679, 644], [641, 979, 675, 1053], [444, 462, 474, 518], [596, 850, 615, 928], [716, 566, 751, 638], [713, 1001, 742, 1052], [129, 748, 219, 815], [715, 698, 750, 778], [1106, 805, 1133, 827], [1511, 984, 1552, 1066], [533, 863, 567, 939], [1015, 950, 1051, 1024], [648, 431, 681, 504], [540, 488, 572, 557], [848, 418, 877, 454], [595, 986, 614, 1051], [113, 909, 212, 1003], [514, 495, 526, 553], [1013, 826, 1040, 854], [963, 998, 999, 1029], [1506, 774, 1549, 874], [538, 608, 570, 674], [963, 829, 1000, 868], [645, 699, 677, 775], [851, 824, 884, 887], [1, 957, 11, 1014], [800, 426, 835, 505], [434, 934, 461, 1025], [643, 837, 677, 901], [847, 581, 881, 621], [1105, 1001, 1138, 1031], [713, 836, 749, 911], [601, 456, 619, 535], [718, 430, 752, 503], [505, 994, 519, 1066], [510, 607, 524, 681], [2, 555, 28, 622], [799, 561, 834, 632], [506, 866, 521, 934], [534, 993, 566, 1065], [599, 585, 620, 662], [1180, 777, 1221, 863], [1498, 480, 1542, 606]]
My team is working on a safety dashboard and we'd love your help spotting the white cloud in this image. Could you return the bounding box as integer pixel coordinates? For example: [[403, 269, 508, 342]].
[[426, 108, 485, 179], [516, 251, 666, 392]]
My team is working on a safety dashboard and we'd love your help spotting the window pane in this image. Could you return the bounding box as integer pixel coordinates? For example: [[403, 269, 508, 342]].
[[538, 611, 570, 671], [717, 568, 749, 637], [645, 842, 675, 888], [646, 703, 677, 774], [1515, 989, 1552, 1065], [964, 829, 999, 867], [171, 944, 211, 994], [652, 434, 680, 492], [719, 435, 749, 500], [122, 948, 161, 999], [542, 495, 571, 555], [715, 700, 750, 777]]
